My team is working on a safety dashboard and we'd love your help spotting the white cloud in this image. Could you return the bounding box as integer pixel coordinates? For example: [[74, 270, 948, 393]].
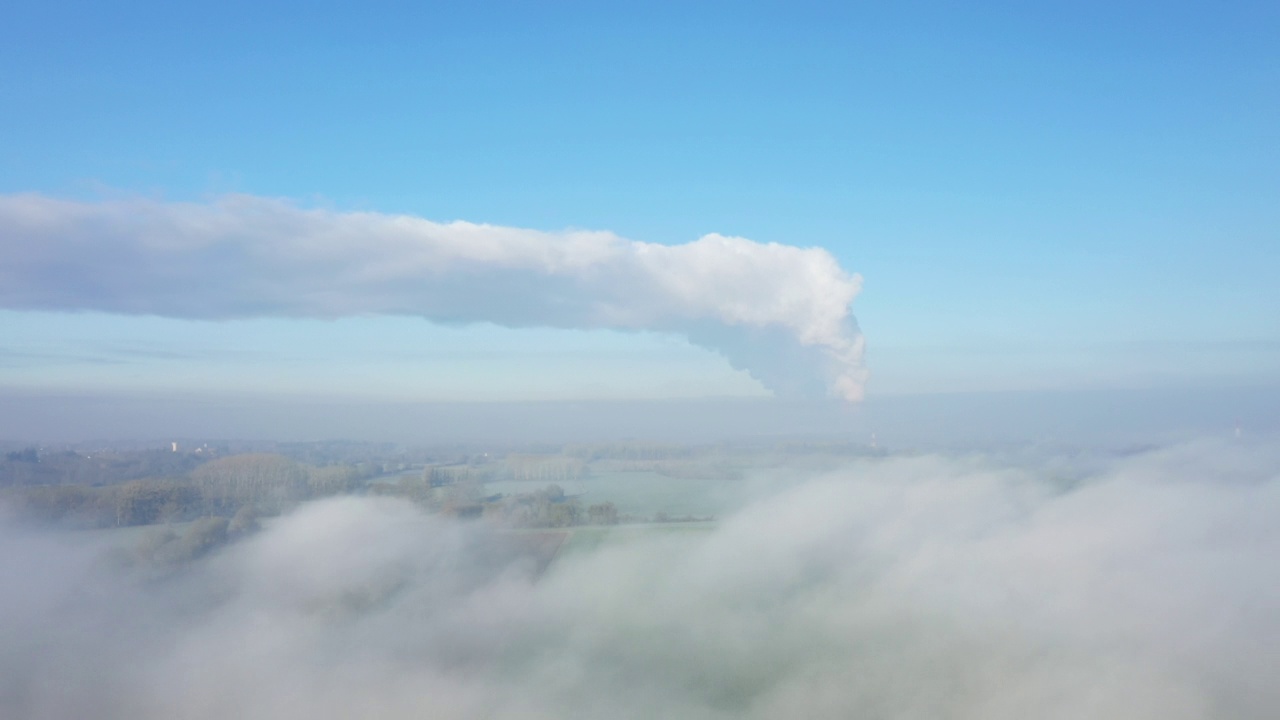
[[0, 194, 867, 399]]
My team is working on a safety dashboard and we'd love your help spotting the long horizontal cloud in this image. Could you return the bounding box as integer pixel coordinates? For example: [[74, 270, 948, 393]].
[[0, 194, 867, 399]]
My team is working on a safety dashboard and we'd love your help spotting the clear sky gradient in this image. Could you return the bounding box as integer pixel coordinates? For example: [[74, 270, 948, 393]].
[[2, 0, 1277, 402]]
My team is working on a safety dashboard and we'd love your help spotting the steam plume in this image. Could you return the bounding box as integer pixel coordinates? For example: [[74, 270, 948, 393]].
[[0, 193, 867, 399]]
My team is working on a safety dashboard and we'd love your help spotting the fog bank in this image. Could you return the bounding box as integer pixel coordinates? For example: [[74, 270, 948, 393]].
[[2, 438, 1278, 719]]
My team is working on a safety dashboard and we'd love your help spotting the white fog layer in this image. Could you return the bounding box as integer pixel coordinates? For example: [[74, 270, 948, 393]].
[[2, 438, 1277, 719], [0, 194, 866, 400]]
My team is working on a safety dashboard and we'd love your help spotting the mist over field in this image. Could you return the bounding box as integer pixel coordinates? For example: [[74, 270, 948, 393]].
[[3, 437, 1277, 720]]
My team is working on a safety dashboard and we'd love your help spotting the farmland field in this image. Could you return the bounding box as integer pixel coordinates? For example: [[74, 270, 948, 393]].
[[556, 522, 717, 556], [484, 470, 752, 519]]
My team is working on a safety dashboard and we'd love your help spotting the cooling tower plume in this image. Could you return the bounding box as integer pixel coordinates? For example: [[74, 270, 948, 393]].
[[0, 193, 867, 400]]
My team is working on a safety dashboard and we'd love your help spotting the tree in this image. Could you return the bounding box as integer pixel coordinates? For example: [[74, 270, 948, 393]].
[[587, 501, 619, 526], [304, 464, 360, 498], [5, 447, 38, 463], [547, 502, 580, 528], [191, 453, 306, 514], [114, 480, 199, 526], [228, 505, 261, 536], [178, 517, 230, 559]]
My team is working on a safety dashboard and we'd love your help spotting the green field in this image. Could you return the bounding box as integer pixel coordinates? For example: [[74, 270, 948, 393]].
[[484, 470, 753, 519], [556, 521, 717, 557]]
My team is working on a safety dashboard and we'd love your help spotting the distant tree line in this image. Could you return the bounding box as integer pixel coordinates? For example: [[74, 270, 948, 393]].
[[108, 509, 264, 572], [2, 444, 725, 533], [563, 442, 698, 461], [0, 448, 207, 488], [373, 478, 619, 529], [487, 485, 619, 528], [503, 455, 586, 482], [1, 453, 372, 529]]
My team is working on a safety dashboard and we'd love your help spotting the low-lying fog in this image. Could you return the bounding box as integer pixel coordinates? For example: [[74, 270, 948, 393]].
[[3, 437, 1278, 719]]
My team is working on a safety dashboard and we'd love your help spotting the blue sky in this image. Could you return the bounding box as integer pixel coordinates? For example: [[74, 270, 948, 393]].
[[2, 0, 1278, 401]]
